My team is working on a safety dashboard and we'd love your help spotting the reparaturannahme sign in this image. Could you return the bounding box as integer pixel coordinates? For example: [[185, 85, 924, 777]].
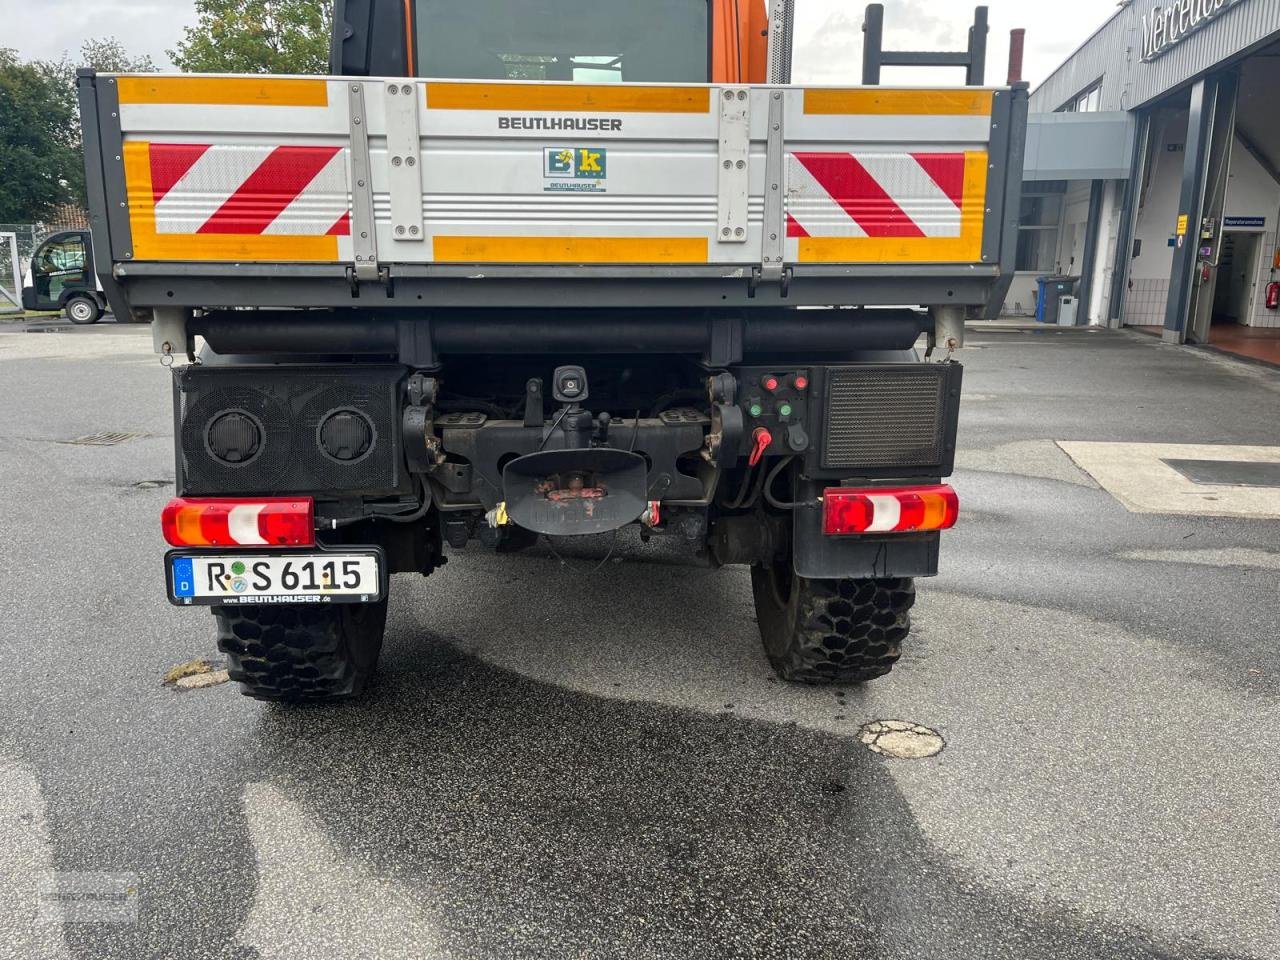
[[1140, 0, 1241, 61]]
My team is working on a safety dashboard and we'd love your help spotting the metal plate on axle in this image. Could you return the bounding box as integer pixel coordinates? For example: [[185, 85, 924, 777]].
[[502, 448, 648, 536]]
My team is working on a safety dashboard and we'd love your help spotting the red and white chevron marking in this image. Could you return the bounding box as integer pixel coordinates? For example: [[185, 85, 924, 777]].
[[785, 152, 966, 239], [149, 144, 351, 236]]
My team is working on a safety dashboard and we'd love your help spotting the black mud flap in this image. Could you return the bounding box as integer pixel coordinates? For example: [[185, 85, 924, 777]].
[[792, 500, 940, 580], [503, 448, 648, 536]]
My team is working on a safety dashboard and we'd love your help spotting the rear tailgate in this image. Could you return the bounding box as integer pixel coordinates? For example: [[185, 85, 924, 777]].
[[81, 74, 1025, 309]]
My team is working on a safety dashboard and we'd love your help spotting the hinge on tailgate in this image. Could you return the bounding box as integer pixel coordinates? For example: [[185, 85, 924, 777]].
[[346, 82, 381, 285], [759, 87, 788, 288]]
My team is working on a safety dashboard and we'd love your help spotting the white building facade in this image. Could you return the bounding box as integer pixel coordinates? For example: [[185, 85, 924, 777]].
[[1009, 0, 1280, 341]]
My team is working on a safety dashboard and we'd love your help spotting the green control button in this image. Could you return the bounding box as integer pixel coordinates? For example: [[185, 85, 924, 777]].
[[748, 402, 763, 417], [778, 402, 793, 418]]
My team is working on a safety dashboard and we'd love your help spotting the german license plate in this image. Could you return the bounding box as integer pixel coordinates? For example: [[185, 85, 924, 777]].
[[166, 549, 383, 606]]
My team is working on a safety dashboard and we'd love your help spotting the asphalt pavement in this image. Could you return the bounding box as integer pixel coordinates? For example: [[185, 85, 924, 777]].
[[0, 324, 1276, 959]]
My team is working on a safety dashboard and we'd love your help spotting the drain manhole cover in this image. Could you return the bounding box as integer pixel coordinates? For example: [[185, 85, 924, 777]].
[[60, 431, 146, 446], [860, 720, 945, 759]]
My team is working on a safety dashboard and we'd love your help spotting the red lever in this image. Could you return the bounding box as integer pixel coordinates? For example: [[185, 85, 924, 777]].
[[749, 427, 772, 466]]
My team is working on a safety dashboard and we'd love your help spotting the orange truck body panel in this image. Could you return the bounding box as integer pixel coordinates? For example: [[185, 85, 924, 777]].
[[712, 0, 769, 83]]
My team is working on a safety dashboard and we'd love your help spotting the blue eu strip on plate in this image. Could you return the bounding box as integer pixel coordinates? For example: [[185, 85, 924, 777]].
[[172, 557, 195, 598]]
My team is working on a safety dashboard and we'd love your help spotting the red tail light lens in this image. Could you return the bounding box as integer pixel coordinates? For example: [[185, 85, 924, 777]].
[[822, 485, 959, 535], [161, 498, 314, 547]]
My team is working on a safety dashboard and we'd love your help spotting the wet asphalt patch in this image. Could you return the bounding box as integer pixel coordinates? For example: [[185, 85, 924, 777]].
[[29, 642, 1251, 960]]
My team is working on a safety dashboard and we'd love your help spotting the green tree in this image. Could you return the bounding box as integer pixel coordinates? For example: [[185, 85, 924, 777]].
[[0, 48, 79, 222], [170, 0, 334, 74], [43, 38, 156, 90], [39, 39, 156, 214], [0, 39, 154, 223]]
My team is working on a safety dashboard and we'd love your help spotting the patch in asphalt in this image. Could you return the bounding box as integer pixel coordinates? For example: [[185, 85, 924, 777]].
[[1057, 441, 1280, 517], [0, 755, 72, 958], [57, 431, 146, 447], [175, 670, 230, 690], [163, 658, 217, 686], [955, 439, 1098, 487], [239, 783, 441, 958], [860, 720, 944, 758], [1119, 547, 1280, 570]]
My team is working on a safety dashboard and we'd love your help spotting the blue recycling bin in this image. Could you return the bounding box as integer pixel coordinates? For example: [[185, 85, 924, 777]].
[[1035, 276, 1078, 324], [1035, 277, 1050, 323]]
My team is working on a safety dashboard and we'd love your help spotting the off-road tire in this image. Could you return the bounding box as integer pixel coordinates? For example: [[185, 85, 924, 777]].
[[64, 294, 101, 325], [214, 601, 388, 702], [751, 561, 914, 684]]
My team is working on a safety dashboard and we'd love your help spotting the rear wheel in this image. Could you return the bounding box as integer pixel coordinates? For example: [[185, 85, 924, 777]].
[[215, 600, 388, 702], [64, 294, 101, 324], [751, 559, 914, 684]]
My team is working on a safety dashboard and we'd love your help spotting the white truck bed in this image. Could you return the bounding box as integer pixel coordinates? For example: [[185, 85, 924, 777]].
[[79, 73, 1026, 312]]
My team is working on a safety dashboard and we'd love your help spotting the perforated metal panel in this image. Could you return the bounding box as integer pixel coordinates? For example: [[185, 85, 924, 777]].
[[174, 365, 405, 497], [821, 365, 959, 473], [766, 0, 795, 84]]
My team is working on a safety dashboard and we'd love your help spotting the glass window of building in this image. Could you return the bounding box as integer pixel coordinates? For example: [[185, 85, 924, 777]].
[[1059, 82, 1102, 113], [1015, 182, 1066, 272]]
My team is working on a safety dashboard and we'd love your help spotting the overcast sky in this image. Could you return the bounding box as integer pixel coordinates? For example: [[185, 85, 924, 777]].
[[0, 0, 1125, 89]]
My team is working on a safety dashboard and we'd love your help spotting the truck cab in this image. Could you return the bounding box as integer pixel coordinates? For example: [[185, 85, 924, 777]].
[[21, 230, 108, 323], [333, 0, 768, 83]]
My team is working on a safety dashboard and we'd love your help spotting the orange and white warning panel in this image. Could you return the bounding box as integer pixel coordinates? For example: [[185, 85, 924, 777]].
[[109, 75, 1000, 268]]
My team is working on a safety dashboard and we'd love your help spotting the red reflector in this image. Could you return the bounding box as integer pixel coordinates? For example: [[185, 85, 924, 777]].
[[161, 497, 314, 547], [822, 485, 958, 536]]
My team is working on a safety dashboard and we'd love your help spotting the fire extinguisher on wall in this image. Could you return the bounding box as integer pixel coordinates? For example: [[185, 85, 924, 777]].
[[1267, 281, 1280, 310]]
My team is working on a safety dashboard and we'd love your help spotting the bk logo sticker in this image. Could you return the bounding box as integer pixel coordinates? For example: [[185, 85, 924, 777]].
[[544, 147, 607, 190]]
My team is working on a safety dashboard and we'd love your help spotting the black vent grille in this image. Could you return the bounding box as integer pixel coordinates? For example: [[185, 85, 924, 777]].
[[822, 366, 952, 472], [175, 366, 404, 497]]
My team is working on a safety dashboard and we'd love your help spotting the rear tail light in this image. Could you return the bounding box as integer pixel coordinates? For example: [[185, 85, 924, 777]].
[[161, 497, 314, 547], [822, 484, 958, 535]]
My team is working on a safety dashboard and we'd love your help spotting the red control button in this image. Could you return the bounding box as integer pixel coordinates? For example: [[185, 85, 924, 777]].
[[793, 374, 809, 391], [762, 375, 780, 392], [748, 426, 772, 466]]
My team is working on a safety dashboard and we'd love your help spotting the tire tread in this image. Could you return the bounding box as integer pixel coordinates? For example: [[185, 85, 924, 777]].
[[753, 569, 915, 685], [214, 601, 386, 703]]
